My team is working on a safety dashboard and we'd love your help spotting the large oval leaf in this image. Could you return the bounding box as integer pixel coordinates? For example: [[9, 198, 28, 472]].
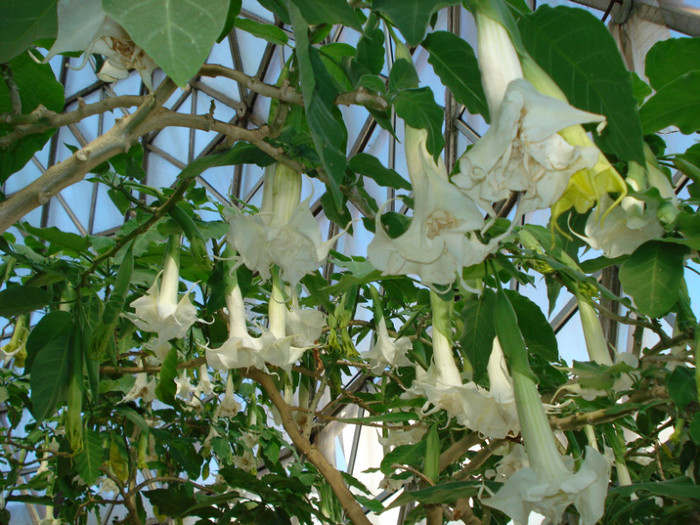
[[619, 241, 689, 318], [518, 5, 644, 164], [103, 0, 229, 86]]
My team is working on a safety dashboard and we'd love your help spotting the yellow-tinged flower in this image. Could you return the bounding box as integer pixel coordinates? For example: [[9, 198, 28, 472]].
[[128, 238, 197, 361], [521, 57, 628, 222], [454, 16, 605, 224], [454, 78, 604, 222], [579, 154, 675, 257], [368, 125, 492, 286]]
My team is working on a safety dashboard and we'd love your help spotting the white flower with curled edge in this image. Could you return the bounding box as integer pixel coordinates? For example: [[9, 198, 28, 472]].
[[362, 317, 412, 375], [205, 262, 315, 374], [121, 373, 156, 404], [452, 14, 604, 223], [128, 237, 197, 362], [205, 277, 266, 372], [216, 372, 241, 419], [44, 0, 157, 89], [457, 337, 520, 440], [581, 153, 675, 258], [227, 164, 345, 287], [368, 124, 495, 287], [482, 293, 610, 525]]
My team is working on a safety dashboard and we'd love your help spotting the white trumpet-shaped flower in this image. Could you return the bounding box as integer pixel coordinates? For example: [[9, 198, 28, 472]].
[[368, 125, 494, 286], [285, 305, 326, 348], [227, 164, 343, 286], [456, 337, 520, 439], [362, 317, 413, 375], [205, 282, 266, 371], [453, 15, 604, 222], [580, 150, 675, 257], [216, 372, 241, 419], [128, 240, 197, 361], [482, 361, 610, 524], [206, 274, 315, 373], [121, 373, 156, 403], [46, 0, 157, 89]]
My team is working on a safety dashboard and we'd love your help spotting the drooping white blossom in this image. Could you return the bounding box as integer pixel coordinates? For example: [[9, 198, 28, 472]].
[[206, 274, 317, 373], [368, 125, 494, 286], [216, 372, 241, 419], [128, 239, 197, 361], [453, 15, 604, 223], [121, 373, 156, 404], [482, 360, 610, 525], [362, 317, 413, 375], [227, 164, 343, 286]]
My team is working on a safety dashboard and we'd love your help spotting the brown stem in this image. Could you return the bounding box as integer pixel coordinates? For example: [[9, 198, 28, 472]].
[[245, 368, 372, 525], [550, 386, 668, 430], [199, 64, 388, 111], [101, 467, 144, 525], [0, 79, 177, 234], [0, 96, 144, 147], [426, 504, 443, 525]]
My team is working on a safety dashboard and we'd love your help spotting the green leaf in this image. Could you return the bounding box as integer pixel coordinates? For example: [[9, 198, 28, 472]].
[[394, 87, 444, 160], [373, 0, 461, 45], [494, 290, 536, 381], [288, 0, 362, 31], [645, 37, 700, 91], [690, 413, 700, 444], [143, 485, 197, 517], [0, 0, 57, 63], [179, 141, 274, 181], [155, 346, 178, 405], [339, 412, 418, 424], [25, 310, 72, 371], [0, 53, 64, 183], [424, 425, 439, 482], [257, 0, 290, 24], [234, 17, 288, 46], [459, 289, 496, 383], [640, 71, 700, 135], [23, 224, 89, 254], [349, 153, 410, 190], [388, 58, 419, 91], [667, 367, 697, 411], [388, 481, 482, 508], [103, 0, 229, 86], [608, 477, 700, 500], [216, 0, 241, 42], [30, 334, 71, 423], [74, 429, 104, 486], [290, 4, 348, 212], [505, 289, 558, 362], [422, 31, 489, 121], [619, 241, 688, 318], [0, 285, 50, 318], [354, 24, 384, 76], [518, 5, 644, 163], [380, 441, 425, 474]]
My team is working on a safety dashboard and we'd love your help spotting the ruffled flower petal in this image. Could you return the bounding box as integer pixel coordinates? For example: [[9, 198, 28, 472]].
[[362, 317, 413, 375], [453, 79, 603, 221], [368, 126, 492, 286]]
